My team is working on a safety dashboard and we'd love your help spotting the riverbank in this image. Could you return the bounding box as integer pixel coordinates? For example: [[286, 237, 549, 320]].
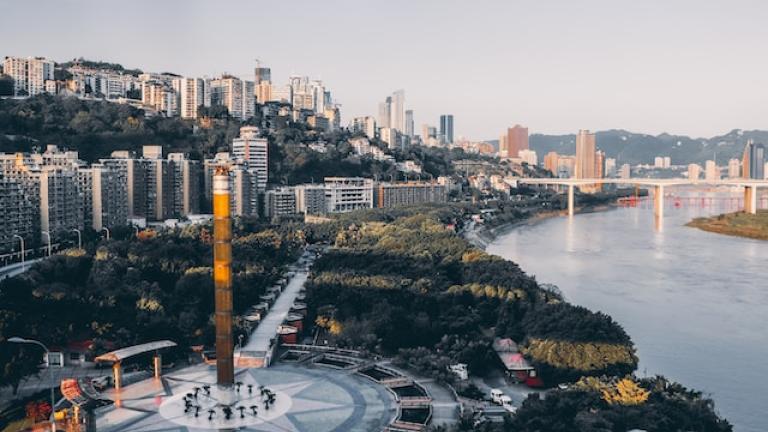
[[466, 204, 616, 249], [687, 210, 768, 241]]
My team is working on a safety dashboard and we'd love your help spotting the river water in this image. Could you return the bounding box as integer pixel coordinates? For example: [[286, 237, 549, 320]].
[[487, 192, 768, 432]]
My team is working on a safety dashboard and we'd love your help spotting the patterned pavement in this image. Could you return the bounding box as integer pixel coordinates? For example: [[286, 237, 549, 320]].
[[96, 363, 397, 432]]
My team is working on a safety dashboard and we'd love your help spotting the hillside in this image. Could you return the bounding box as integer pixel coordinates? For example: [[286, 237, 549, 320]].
[[0, 95, 482, 183]]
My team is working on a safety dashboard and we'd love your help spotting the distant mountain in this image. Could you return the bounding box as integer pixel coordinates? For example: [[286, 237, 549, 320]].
[[491, 129, 768, 166]]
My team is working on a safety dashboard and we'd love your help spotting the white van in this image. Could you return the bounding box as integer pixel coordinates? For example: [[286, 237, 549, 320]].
[[490, 388, 504, 404]]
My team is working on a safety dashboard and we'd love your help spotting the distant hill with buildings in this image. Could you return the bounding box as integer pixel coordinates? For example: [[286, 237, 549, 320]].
[[492, 129, 768, 166]]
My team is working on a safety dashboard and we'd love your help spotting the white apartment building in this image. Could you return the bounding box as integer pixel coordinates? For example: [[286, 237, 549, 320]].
[[728, 158, 740, 179], [704, 160, 720, 181], [324, 177, 374, 213], [177, 77, 207, 119], [209, 76, 255, 120], [231, 126, 268, 191], [349, 116, 377, 138], [3, 56, 55, 96]]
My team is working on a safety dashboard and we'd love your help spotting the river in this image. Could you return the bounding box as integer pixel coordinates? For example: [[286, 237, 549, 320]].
[[487, 191, 768, 432]]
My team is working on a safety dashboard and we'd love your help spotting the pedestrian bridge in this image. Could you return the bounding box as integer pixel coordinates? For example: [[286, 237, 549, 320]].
[[518, 178, 768, 218]]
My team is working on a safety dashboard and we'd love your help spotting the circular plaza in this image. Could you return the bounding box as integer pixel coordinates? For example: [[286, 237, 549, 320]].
[[97, 363, 397, 432]]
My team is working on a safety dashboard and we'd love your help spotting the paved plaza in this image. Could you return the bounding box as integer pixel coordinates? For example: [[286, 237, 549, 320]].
[[95, 363, 397, 432]]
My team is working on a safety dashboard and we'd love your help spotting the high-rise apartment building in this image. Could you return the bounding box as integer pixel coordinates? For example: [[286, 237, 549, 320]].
[[405, 110, 414, 137], [543, 151, 559, 174], [0, 169, 37, 253], [390, 90, 405, 132], [231, 126, 269, 192], [688, 163, 702, 181], [704, 160, 720, 181], [168, 153, 201, 217], [595, 150, 606, 179], [518, 149, 538, 166], [499, 134, 509, 156], [378, 97, 392, 129], [728, 158, 741, 179], [505, 125, 528, 159], [254, 61, 271, 84], [142, 146, 174, 221], [177, 78, 206, 119], [742, 140, 765, 180], [78, 163, 128, 231], [575, 130, 596, 179], [439, 115, 454, 144], [101, 152, 148, 219], [209, 76, 255, 120], [349, 116, 377, 138], [3, 56, 55, 96], [605, 158, 617, 177]]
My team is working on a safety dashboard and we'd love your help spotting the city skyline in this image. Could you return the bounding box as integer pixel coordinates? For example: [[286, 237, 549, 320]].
[[3, 0, 768, 139]]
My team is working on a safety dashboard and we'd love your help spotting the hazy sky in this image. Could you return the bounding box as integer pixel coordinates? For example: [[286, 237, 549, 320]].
[[3, 0, 768, 139]]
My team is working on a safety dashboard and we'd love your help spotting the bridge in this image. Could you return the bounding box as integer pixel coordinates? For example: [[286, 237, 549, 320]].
[[518, 178, 768, 219]]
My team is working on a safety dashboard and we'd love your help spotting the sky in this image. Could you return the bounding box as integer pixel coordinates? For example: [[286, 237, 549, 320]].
[[3, 0, 768, 140]]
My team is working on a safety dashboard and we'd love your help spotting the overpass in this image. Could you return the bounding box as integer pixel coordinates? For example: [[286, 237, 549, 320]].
[[518, 178, 768, 219]]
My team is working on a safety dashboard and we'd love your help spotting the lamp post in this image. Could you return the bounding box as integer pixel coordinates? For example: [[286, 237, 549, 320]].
[[41, 231, 52, 257], [12, 235, 25, 269], [101, 227, 110, 241], [8, 337, 56, 432], [71, 229, 81, 250]]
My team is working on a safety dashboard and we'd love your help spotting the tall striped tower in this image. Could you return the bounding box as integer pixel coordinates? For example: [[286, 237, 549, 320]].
[[213, 166, 234, 387]]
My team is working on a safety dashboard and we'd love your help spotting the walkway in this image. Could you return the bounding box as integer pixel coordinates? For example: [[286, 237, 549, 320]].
[[241, 250, 314, 361]]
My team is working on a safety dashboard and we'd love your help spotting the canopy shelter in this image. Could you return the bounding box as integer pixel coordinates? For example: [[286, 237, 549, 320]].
[[94, 340, 177, 390]]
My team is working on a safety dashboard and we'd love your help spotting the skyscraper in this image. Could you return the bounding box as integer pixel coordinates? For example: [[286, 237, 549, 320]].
[[405, 110, 414, 137], [440, 115, 454, 144], [378, 97, 391, 129], [575, 130, 596, 179], [506, 125, 529, 159], [391, 90, 405, 132], [742, 139, 765, 180], [253, 60, 271, 84]]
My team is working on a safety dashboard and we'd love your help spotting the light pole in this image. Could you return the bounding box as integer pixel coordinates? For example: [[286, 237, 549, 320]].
[[41, 231, 52, 257], [71, 229, 81, 250], [12, 235, 25, 269], [101, 227, 110, 241], [8, 337, 56, 432]]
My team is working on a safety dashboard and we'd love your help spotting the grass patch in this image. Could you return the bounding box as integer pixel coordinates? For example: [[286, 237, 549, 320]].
[[687, 210, 768, 240]]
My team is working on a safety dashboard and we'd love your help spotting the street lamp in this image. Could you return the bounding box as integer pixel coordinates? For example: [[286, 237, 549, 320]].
[[101, 227, 110, 240], [12, 235, 25, 269], [8, 337, 56, 432], [41, 231, 52, 257], [71, 229, 81, 250]]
